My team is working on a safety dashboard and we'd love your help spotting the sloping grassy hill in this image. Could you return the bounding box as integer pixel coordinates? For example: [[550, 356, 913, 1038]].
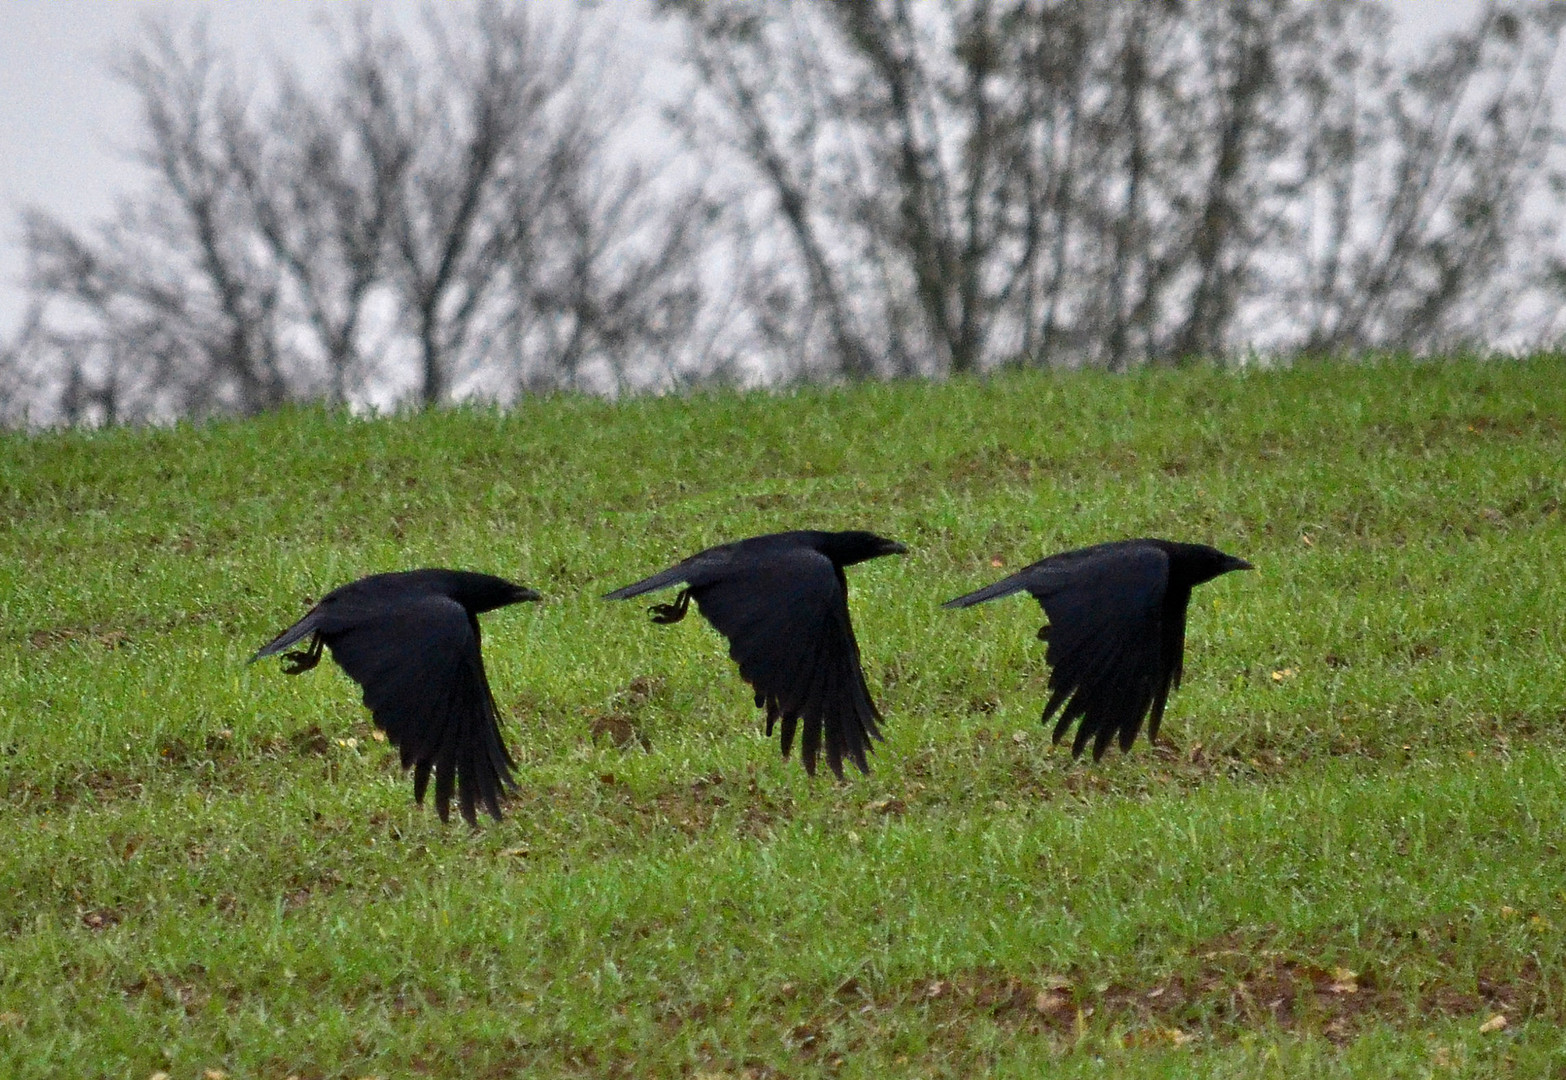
[[2, 358, 1564, 1077]]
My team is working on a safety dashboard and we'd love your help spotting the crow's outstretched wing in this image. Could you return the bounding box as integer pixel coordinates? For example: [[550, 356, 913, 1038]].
[[324, 594, 514, 824], [1025, 545, 1171, 758], [691, 547, 882, 778]]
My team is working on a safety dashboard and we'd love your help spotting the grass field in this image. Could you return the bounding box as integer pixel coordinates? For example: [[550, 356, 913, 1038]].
[[2, 357, 1565, 1078]]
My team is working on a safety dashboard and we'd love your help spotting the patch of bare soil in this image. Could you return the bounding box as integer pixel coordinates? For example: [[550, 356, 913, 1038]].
[[753, 939, 1556, 1060], [589, 714, 651, 751], [619, 771, 797, 840], [121, 964, 214, 1017], [25, 605, 226, 652], [27, 625, 130, 650]]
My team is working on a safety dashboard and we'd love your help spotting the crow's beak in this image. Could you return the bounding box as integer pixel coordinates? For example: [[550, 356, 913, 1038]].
[[515, 586, 544, 603], [882, 539, 909, 556], [1228, 557, 1254, 572]]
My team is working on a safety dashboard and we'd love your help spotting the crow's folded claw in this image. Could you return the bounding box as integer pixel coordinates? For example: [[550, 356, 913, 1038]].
[[649, 588, 692, 625], [281, 636, 323, 675]]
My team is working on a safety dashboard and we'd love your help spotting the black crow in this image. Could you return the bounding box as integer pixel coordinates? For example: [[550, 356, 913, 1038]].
[[605, 530, 906, 778], [252, 569, 540, 824], [944, 540, 1251, 759]]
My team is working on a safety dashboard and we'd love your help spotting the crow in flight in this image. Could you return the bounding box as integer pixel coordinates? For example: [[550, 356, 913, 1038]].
[[605, 530, 906, 778], [252, 569, 540, 825], [944, 540, 1251, 759]]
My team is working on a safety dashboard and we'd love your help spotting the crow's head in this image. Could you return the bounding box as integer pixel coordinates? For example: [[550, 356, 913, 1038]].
[[441, 571, 543, 613], [1170, 543, 1252, 588], [814, 530, 908, 568]]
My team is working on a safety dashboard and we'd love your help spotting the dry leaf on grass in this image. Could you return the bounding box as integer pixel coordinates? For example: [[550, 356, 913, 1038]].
[[1327, 967, 1359, 994], [1034, 988, 1072, 1015], [1125, 1026, 1194, 1048]]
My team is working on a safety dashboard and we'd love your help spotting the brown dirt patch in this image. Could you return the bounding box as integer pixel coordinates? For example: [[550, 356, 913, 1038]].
[[121, 964, 214, 1017], [758, 940, 1557, 1059], [79, 907, 122, 932], [571, 770, 798, 842], [28, 625, 130, 650], [26, 606, 224, 652], [589, 714, 651, 751]]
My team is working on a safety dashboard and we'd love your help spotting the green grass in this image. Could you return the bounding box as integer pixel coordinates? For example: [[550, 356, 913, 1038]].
[[2, 356, 1565, 1078]]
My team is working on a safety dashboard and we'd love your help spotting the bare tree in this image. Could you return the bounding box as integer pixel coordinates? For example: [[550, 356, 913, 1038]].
[[22, 20, 293, 420], [660, 0, 1566, 374], [0, 301, 45, 426], [223, 48, 398, 406], [12, 2, 718, 424], [336, 4, 573, 405], [510, 154, 714, 394], [9, 0, 1564, 427], [1278, 3, 1566, 354]]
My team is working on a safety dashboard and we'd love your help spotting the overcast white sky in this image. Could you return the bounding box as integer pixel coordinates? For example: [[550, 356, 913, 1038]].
[[0, 0, 1490, 343]]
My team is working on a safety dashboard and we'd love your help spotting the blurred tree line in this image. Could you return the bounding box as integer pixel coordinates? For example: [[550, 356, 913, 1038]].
[[3, 0, 1564, 425]]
